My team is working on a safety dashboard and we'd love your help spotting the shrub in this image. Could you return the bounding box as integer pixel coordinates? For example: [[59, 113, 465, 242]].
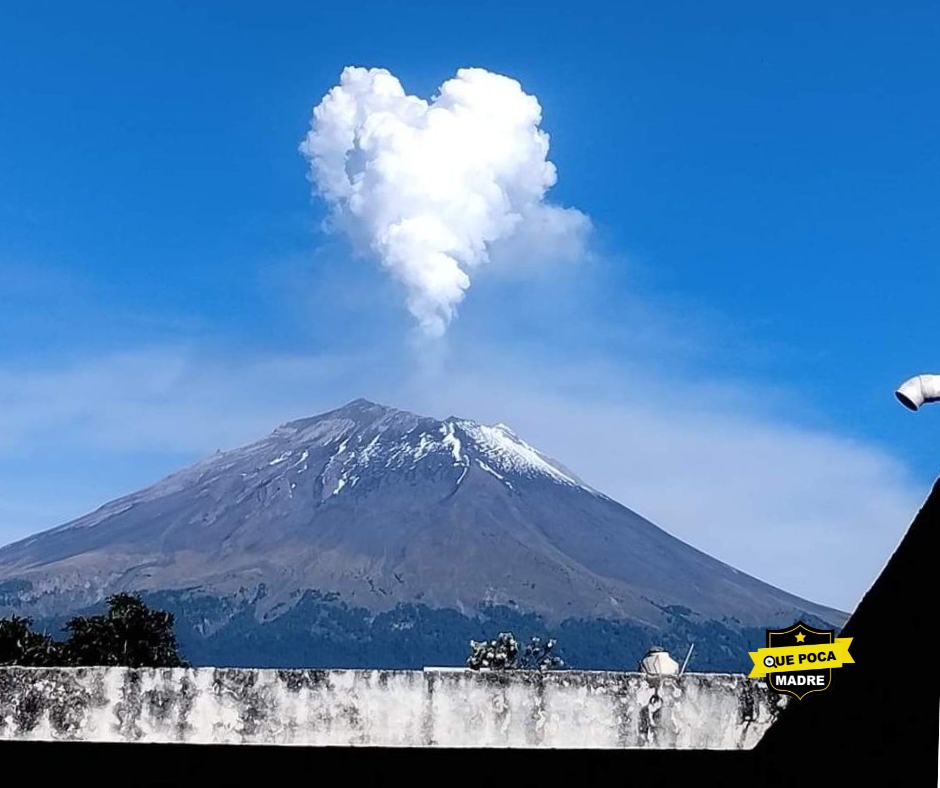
[[467, 632, 563, 671]]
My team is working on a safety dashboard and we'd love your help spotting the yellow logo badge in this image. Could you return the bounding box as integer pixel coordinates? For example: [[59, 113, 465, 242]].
[[748, 620, 854, 700]]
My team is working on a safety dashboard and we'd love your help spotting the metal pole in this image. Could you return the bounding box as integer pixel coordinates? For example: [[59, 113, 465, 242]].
[[679, 643, 695, 676]]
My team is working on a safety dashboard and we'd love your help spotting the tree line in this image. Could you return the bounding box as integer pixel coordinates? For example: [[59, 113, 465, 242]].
[[0, 592, 186, 667], [1, 591, 567, 671]]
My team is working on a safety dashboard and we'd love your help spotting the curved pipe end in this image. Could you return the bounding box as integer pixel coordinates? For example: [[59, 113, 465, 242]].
[[896, 389, 920, 411], [895, 375, 940, 412]]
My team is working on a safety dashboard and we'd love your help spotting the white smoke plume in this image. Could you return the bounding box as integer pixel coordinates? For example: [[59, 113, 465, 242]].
[[300, 66, 589, 336]]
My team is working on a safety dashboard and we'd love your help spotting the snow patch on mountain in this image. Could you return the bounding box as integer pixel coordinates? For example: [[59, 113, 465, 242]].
[[455, 421, 584, 488], [476, 458, 513, 490], [440, 422, 464, 464]]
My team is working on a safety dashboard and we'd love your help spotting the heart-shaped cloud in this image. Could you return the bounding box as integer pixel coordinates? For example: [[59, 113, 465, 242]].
[[300, 66, 589, 336]]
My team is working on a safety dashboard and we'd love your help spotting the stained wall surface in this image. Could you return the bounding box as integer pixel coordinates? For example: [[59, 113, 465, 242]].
[[0, 667, 786, 749]]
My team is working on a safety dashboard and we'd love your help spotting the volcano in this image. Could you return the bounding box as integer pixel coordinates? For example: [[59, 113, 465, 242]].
[[0, 399, 845, 670]]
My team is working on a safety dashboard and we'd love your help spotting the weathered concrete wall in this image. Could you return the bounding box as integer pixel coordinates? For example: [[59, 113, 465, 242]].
[[0, 667, 787, 749]]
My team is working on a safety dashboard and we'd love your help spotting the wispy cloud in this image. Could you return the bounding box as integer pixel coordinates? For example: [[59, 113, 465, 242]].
[[0, 348, 369, 454]]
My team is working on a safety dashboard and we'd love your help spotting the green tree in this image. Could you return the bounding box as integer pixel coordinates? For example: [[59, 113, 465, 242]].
[[0, 615, 62, 666], [62, 593, 187, 668]]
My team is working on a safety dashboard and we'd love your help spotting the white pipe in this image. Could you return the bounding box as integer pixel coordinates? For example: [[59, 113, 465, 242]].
[[895, 375, 940, 411]]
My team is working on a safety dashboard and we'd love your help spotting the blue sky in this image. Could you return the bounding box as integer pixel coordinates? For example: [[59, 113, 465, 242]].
[[1, 1, 937, 611]]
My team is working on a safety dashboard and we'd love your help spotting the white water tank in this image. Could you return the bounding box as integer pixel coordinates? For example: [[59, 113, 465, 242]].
[[639, 646, 679, 675]]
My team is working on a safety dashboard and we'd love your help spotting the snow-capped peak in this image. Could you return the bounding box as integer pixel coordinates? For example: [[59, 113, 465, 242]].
[[213, 401, 597, 501]]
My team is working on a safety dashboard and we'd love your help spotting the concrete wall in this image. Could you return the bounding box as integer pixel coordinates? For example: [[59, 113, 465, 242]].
[[0, 667, 787, 749]]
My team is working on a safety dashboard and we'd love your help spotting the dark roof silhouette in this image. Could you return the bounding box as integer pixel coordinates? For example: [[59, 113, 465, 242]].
[[752, 476, 939, 784]]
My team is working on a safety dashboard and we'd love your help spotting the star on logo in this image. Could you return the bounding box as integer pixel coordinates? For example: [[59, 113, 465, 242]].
[[795, 631, 806, 643]]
